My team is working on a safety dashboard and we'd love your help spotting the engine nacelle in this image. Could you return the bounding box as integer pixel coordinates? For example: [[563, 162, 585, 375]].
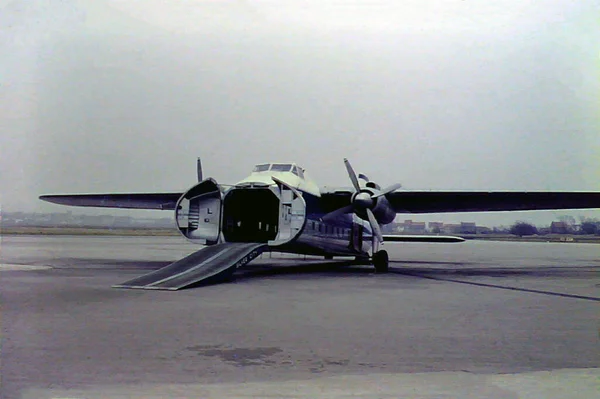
[[353, 188, 396, 226], [371, 195, 396, 225]]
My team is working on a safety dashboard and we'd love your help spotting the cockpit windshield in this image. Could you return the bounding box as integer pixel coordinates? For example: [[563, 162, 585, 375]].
[[270, 164, 292, 172], [253, 163, 304, 178], [253, 164, 270, 172]]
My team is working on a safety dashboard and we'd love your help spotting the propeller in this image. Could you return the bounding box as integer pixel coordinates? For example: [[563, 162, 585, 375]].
[[322, 158, 401, 251], [197, 157, 203, 182]]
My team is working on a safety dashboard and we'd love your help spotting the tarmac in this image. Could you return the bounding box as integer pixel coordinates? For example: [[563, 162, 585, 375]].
[[1, 235, 599, 398]]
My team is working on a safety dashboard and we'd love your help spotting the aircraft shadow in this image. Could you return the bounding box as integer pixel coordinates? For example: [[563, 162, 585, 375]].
[[43, 257, 598, 289], [237, 260, 366, 278], [390, 265, 599, 278], [237, 260, 599, 280]]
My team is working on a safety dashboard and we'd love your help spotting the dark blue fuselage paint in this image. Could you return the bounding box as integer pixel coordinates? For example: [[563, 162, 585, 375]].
[[276, 190, 374, 256]]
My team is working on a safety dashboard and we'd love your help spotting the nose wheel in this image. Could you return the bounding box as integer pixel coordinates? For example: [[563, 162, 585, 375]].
[[372, 250, 389, 273]]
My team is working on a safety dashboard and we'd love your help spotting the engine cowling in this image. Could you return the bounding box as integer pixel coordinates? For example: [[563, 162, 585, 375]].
[[322, 158, 401, 249], [370, 194, 396, 225], [353, 187, 396, 225]]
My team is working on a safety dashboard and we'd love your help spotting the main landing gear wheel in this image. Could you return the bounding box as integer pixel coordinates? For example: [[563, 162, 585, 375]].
[[372, 250, 389, 273]]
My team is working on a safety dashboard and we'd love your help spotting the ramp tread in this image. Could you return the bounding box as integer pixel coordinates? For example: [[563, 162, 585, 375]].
[[113, 242, 267, 290]]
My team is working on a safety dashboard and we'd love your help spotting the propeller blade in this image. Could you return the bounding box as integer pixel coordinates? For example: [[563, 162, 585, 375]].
[[197, 157, 203, 182], [372, 183, 402, 198], [343, 158, 361, 192], [366, 208, 383, 243], [321, 205, 353, 222]]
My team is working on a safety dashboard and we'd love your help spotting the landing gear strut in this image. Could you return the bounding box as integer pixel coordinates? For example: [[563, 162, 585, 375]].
[[372, 250, 389, 273]]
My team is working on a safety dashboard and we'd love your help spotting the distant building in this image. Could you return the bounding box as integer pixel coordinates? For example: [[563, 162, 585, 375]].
[[460, 222, 477, 234], [382, 222, 402, 233], [442, 224, 461, 234], [550, 221, 569, 234], [428, 222, 444, 233], [476, 226, 492, 234], [402, 220, 426, 233]]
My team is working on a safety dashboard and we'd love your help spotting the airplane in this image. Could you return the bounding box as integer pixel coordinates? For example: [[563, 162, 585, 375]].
[[40, 158, 600, 290]]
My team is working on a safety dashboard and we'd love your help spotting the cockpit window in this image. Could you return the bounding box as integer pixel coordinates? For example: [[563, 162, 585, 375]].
[[271, 164, 292, 172], [291, 166, 305, 179], [253, 164, 270, 172]]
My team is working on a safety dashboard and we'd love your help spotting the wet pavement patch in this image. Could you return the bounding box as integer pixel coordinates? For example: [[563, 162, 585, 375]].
[[186, 345, 283, 366]]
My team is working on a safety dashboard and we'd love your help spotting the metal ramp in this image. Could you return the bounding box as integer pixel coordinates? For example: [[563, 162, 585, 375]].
[[113, 242, 268, 290]]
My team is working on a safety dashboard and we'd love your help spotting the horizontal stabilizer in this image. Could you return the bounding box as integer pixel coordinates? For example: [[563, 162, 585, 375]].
[[39, 193, 183, 210], [113, 242, 268, 290], [383, 234, 465, 243]]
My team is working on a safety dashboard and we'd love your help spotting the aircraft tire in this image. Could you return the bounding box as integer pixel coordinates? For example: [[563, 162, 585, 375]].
[[372, 250, 389, 273]]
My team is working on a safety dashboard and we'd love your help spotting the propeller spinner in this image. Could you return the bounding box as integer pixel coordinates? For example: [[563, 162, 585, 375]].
[[322, 159, 401, 249]]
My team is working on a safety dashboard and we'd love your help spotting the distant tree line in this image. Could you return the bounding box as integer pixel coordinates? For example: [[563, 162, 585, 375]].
[[509, 222, 538, 237], [579, 219, 600, 235], [508, 217, 600, 237]]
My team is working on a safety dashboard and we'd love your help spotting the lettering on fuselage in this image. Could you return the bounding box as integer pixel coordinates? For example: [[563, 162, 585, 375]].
[[233, 249, 263, 269]]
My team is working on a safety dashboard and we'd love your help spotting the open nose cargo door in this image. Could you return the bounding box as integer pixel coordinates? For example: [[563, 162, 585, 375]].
[[175, 178, 222, 245], [268, 177, 307, 246]]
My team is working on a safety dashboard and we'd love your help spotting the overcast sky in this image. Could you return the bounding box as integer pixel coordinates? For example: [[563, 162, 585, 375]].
[[1, 0, 599, 226]]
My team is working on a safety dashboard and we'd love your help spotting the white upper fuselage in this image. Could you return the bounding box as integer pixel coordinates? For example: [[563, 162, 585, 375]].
[[235, 163, 321, 197]]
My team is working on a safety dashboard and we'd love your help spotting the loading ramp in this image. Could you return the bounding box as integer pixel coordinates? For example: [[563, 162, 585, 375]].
[[113, 242, 268, 290]]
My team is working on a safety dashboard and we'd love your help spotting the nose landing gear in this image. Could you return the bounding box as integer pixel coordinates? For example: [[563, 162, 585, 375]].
[[372, 250, 389, 273]]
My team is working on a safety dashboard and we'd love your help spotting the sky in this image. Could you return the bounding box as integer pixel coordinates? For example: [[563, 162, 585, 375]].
[[1, 0, 600, 226]]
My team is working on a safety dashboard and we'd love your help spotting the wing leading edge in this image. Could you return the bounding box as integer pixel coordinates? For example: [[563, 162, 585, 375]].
[[320, 191, 600, 214], [41, 191, 600, 213], [385, 191, 600, 213], [39, 193, 183, 210]]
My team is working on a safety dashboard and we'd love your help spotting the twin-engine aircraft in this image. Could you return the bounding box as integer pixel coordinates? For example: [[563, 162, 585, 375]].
[[40, 159, 600, 290]]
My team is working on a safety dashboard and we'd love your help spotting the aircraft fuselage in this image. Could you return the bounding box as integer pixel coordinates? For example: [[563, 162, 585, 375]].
[[174, 164, 375, 257]]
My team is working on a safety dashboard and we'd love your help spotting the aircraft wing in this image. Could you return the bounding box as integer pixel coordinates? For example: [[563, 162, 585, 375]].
[[39, 193, 183, 210], [384, 191, 600, 213], [320, 191, 600, 214]]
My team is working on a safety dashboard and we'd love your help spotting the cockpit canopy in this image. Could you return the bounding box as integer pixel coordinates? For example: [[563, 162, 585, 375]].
[[252, 163, 304, 178]]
